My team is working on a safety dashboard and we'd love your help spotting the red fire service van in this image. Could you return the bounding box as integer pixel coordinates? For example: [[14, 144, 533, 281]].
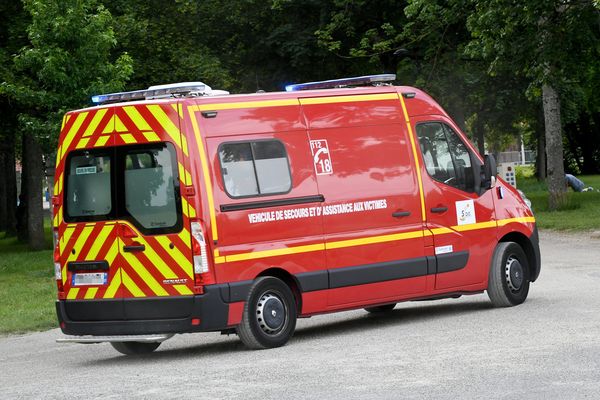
[[53, 75, 540, 354]]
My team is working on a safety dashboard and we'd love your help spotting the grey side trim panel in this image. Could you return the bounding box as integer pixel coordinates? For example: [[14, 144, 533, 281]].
[[436, 251, 469, 274], [329, 257, 428, 289], [296, 270, 329, 292]]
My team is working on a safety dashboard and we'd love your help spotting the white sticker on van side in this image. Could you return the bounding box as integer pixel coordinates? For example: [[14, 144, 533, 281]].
[[456, 199, 476, 225], [435, 245, 453, 255], [247, 199, 388, 224], [310, 139, 333, 175]]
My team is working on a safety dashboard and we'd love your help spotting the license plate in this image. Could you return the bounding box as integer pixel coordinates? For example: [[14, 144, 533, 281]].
[[72, 272, 108, 286]]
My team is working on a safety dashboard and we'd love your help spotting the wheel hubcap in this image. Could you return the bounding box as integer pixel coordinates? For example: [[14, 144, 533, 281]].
[[505, 255, 524, 292], [256, 292, 286, 334]]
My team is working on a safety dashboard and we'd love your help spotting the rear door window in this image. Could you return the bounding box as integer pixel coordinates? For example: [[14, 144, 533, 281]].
[[65, 151, 113, 221], [64, 143, 182, 234], [122, 144, 181, 232], [219, 140, 291, 198]]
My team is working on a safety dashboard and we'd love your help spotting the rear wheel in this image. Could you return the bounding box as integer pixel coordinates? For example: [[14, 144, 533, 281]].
[[364, 303, 396, 314], [236, 277, 297, 349], [110, 341, 161, 355], [487, 242, 530, 307]]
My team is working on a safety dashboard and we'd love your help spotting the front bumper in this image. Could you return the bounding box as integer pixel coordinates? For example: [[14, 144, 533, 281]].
[[57, 284, 238, 336]]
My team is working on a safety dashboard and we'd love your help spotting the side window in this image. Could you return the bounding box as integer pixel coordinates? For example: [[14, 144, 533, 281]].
[[416, 122, 475, 192], [219, 140, 292, 198]]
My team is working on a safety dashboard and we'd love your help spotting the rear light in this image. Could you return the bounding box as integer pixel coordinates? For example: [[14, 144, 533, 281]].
[[190, 221, 212, 288], [53, 229, 64, 294], [55, 262, 64, 293], [120, 224, 138, 238]]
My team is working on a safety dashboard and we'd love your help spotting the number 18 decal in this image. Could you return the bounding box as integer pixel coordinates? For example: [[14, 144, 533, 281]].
[[310, 139, 333, 175]]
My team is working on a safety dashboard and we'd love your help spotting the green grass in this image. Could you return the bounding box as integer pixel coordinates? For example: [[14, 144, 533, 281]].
[[518, 170, 600, 231], [0, 220, 56, 335]]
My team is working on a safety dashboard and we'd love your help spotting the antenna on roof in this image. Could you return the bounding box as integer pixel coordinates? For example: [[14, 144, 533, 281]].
[[285, 74, 396, 92]]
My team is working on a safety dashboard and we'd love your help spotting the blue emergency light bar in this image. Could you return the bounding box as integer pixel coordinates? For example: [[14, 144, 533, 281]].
[[91, 82, 207, 105], [285, 74, 396, 92]]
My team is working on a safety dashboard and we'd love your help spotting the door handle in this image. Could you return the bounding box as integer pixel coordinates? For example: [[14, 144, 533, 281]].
[[123, 244, 145, 252], [431, 206, 448, 213], [392, 211, 411, 218]]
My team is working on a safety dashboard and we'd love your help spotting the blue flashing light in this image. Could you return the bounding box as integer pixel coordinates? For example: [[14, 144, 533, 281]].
[[285, 74, 396, 91], [90, 83, 208, 105]]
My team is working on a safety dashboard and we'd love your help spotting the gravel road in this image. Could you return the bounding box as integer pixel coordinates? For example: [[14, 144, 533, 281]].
[[1, 231, 599, 399]]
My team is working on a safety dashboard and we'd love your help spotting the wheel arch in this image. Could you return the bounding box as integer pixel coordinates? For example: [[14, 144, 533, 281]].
[[256, 268, 303, 314], [498, 229, 540, 282]]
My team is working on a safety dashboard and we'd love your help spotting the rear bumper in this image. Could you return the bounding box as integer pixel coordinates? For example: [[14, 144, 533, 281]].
[[57, 284, 238, 336]]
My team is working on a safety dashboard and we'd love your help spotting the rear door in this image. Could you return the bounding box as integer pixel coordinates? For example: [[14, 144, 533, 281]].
[[113, 103, 195, 314], [58, 107, 124, 310]]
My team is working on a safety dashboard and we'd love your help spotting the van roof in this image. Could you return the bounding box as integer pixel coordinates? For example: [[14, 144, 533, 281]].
[[70, 85, 432, 114]]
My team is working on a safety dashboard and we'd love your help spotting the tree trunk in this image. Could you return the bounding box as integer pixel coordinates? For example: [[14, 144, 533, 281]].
[[17, 133, 28, 242], [22, 132, 45, 250], [542, 84, 566, 210], [536, 118, 547, 180], [4, 135, 18, 237], [474, 116, 485, 156], [0, 151, 7, 232]]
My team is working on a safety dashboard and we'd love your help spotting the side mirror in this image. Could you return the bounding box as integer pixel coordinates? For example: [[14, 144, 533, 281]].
[[482, 154, 497, 190]]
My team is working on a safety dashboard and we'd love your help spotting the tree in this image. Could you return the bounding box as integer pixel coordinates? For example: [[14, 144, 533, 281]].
[[466, 0, 600, 210], [1, 0, 133, 249]]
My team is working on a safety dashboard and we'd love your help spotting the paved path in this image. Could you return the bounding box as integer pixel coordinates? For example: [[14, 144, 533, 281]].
[[1, 231, 599, 399]]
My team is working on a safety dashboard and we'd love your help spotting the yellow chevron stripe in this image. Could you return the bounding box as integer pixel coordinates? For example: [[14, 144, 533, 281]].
[[84, 287, 98, 299], [95, 135, 110, 147], [121, 250, 168, 296], [123, 106, 152, 131], [132, 236, 178, 279], [61, 112, 88, 160], [198, 99, 298, 111], [102, 115, 114, 134], [58, 174, 63, 195], [178, 227, 191, 247], [55, 145, 62, 169], [181, 134, 189, 158], [155, 236, 193, 278], [300, 93, 398, 105], [146, 105, 187, 155], [104, 239, 119, 264], [104, 268, 121, 299], [174, 284, 193, 295], [60, 227, 76, 254], [121, 268, 145, 297], [66, 225, 95, 264], [86, 226, 114, 260], [115, 115, 127, 132], [83, 108, 108, 137], [76, 137, 90, 149], [120, 133, 136, 144], [143, 131, 160, 142], [61, 114, 69, 130], [67, 288, 79, 300], [189, 106, 218, 240]]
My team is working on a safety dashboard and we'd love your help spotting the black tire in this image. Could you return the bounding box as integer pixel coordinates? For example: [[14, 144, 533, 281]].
[[487, 242, 530, 307], [110, 341, 161, 355], [236, 277, 297, 349], [364, 303, 396, 314]]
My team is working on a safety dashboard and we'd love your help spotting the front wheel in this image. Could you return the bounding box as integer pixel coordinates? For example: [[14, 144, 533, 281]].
[[487, 242, 530, 307], [110, 341, 161, 355], [236, 277, 297, 349]]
